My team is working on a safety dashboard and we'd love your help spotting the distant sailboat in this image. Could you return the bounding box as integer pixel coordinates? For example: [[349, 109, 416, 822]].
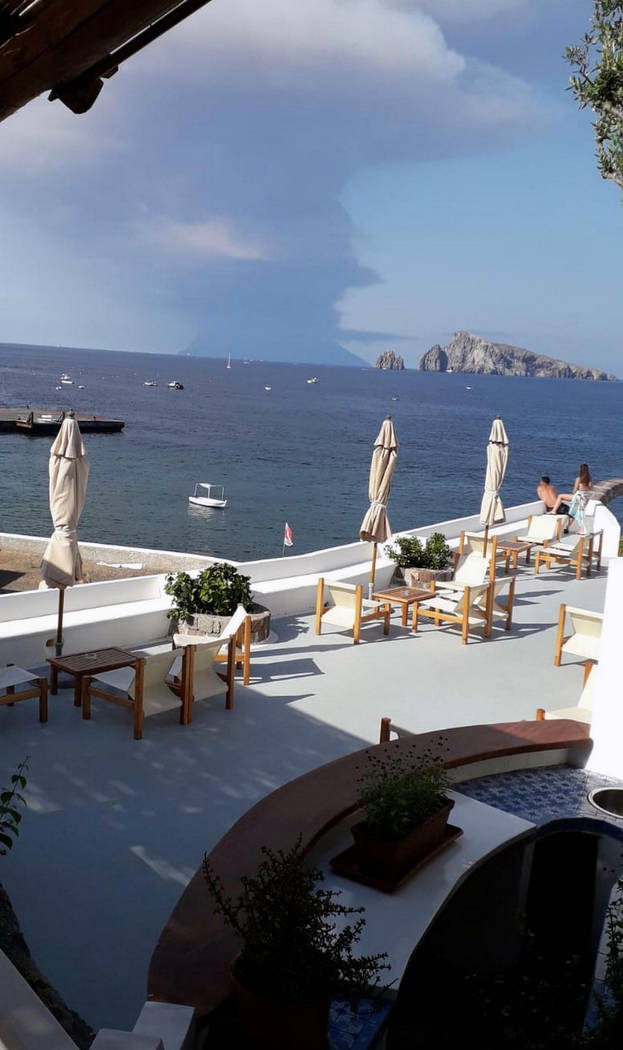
[[226, 354, 232, 369]]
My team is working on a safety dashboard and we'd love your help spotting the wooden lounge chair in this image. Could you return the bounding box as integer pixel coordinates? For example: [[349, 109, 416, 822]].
[[84, 649, 182, 740], [473, 575, 516, 634], [0, 664, 47, 722], [553, 604, 603, 684], [174, 604, 252, 685], [438, 551, 491, 594], [411, 580, 491, 644], [513, 514, 562, 563], [315, 578, 390, 644], [534, 533, 595, 581], [177, 636, 236, 723], [536, 668, 596, 725], [457, 527, 489, 558], [379, 716, 414, 743]]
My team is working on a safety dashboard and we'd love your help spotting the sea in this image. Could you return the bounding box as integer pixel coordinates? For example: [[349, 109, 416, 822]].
[[0, 343, 621, 562]]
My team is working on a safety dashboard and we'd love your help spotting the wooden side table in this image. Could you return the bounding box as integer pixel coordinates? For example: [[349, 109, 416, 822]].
[[494, 539, 533, 572], [372, 586, 435, 627], [47, 647, 138, 708]]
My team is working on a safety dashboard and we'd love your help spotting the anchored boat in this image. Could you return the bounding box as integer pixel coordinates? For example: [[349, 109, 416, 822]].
[[188, 483, 227, 509]]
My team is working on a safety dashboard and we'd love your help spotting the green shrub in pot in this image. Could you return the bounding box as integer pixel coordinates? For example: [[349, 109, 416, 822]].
[[165, 562, 253, 623], [203, 837, 388, 1049], [384, 533, 452, 571], [352, 738, 452, 878]]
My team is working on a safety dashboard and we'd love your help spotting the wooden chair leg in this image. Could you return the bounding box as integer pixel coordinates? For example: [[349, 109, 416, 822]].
[[554, 604, 566, 667], [506, 578, 516, 631], [82, 677, 92, 720], [462, 589, 470, 644], [411, 603, 420, 634], [243, 617, 251, 686], [38, 677, 48, 723], [183, 646, 195, 724], [353, 585, 362, 644], [379, 717, 391, 743], [226, 637, 235, 709], [315, 578, 325, 635], [576, 538, 584, 580], [535, 551, 542, 575], [133, 659, 145, 740], [583, 660, 594, 686]]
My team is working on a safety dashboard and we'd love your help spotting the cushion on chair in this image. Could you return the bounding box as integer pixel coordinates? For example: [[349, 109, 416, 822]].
[[190, 640, 229, 702]]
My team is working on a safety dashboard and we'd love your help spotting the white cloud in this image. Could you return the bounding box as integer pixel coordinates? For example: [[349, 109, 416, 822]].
[[0, 93, 121, 172], [152, 0, 465, 83], [133, 215, 271, 262], [395, 0, 527, 22]]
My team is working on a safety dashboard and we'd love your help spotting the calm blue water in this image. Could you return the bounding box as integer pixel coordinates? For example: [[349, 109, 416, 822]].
[[0, 344, 621, 560]]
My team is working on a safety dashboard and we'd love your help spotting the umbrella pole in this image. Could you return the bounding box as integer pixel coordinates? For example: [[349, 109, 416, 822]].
[[56, 588, 65, 657], [369, 543, 378, 599]]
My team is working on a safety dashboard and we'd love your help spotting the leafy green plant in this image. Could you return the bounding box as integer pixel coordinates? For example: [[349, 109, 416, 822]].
[[203, 837, 388, 1004], [385, 533, 452, 571], [165, 562, 253, 621], [0, 758, 28, 855], [357, 738, 450, 841]]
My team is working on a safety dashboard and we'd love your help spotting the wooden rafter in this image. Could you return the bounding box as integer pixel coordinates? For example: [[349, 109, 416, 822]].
[[0, 0, 213, 122]]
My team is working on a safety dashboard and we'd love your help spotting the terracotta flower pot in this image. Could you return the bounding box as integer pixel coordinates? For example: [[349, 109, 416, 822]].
[[351, 799, 454, 879], [231, 969, 331, 1050]]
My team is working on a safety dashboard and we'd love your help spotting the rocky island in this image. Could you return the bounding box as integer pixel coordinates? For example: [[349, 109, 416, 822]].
[[375, 349, 405, 370], [419, 331, 616, 381]]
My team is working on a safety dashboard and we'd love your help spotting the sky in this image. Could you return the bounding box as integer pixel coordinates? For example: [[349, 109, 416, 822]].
[[0, 0, 621, 372]]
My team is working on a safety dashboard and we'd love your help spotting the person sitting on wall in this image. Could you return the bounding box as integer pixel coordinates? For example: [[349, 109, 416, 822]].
[[537, 475, 569, 515]]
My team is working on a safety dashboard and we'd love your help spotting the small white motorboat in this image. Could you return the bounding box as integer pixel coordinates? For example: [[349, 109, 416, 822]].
[[60, 378, 73, 385], [188, 483, 227, 509], [306, 376, 319, 384], [264, 385, 271, 391], [78, 385, 86, 389], [168, 380, 184, 389], [144, 380, 157, 387]]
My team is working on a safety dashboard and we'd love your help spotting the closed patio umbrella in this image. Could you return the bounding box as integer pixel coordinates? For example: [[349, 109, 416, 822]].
[[360, 415, 398, 591], [40, 416, 89, 655], [480, 416, 509, 527]]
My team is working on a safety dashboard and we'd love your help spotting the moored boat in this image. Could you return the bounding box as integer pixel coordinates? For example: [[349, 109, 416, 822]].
[[188, 483, 227, 508]]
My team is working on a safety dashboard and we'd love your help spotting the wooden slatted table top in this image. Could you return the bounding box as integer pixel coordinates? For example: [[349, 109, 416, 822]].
[[46, 647, 137, 675], [372, 586, 433, 602], [495, 539, 533, 553]]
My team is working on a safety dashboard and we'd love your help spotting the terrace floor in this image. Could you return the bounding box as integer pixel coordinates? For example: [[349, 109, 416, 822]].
[[0, 559, 609, 1034]]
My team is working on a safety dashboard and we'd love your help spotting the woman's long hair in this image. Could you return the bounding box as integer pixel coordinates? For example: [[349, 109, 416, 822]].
[[579, 463, 591, 486]]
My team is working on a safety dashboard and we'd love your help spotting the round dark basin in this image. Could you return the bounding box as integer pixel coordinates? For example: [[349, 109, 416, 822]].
[[588, 787, 623, 819]]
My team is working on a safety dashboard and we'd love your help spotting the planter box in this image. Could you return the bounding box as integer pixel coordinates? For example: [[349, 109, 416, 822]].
[[231, 969, 330, 1050], [351, 799, 455, 879], [394, 566, 453, 587], [176, 604, 271, 644]]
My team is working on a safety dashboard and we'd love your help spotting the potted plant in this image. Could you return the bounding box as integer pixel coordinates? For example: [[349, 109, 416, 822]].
[[352, 738, 452, 880], [203, 837, 388, 1050], [384, 532, 453, 586], [165, 562, 271, 642]]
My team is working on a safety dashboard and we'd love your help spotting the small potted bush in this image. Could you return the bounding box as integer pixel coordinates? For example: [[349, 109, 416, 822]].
[[352, 737, 452, 880], [165, 562, 271, 642], [203, 837, 388, 1050], [385, 533, 453, 586]]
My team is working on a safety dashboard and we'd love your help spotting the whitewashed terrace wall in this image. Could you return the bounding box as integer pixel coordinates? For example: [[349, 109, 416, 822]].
[[0, 500, 618, 660]]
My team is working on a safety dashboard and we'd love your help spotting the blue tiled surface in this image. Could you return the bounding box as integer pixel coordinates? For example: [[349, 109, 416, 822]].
[[456, 765, 623, 828], [328, 997, 392, 1050]]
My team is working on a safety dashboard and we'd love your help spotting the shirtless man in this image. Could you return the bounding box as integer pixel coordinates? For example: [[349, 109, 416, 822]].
[[537, 476, 569, 515]]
